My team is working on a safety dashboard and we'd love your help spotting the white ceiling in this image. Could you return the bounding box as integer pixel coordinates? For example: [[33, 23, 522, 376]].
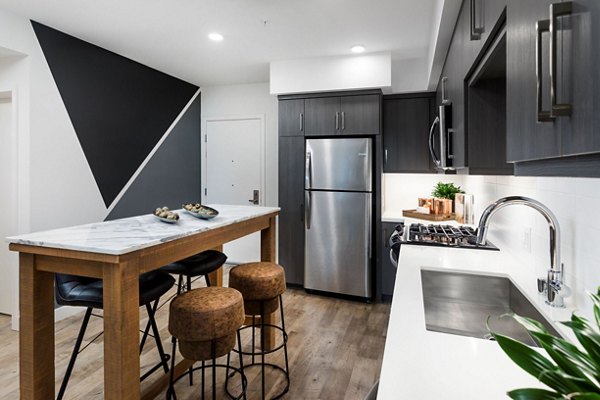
[[0, 0, 445, 87]]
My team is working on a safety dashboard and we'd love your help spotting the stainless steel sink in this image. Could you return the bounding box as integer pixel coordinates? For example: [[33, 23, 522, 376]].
[[421, 270, 560, 346]]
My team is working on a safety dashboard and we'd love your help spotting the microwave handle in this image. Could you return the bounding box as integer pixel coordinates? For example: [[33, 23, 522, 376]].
[[429, 116, 442, 168]]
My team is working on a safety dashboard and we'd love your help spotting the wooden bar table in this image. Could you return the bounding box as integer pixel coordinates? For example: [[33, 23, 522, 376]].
[[7, 204, 280, 400]]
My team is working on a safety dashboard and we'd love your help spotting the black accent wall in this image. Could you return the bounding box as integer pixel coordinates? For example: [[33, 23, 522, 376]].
[[106, 95, 201, 220], [31, 21, 199, 207]]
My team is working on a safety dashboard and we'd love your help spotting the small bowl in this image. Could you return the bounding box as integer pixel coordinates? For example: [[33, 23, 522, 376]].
[[154, 214, 178, 224], [182, 204, 219, 220]]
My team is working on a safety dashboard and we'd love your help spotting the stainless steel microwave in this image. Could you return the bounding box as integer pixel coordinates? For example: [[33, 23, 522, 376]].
[[428, 103, 455, 171]]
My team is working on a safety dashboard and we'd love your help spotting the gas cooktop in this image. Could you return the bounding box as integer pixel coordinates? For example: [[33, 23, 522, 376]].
[[394, 223, 499, 251]]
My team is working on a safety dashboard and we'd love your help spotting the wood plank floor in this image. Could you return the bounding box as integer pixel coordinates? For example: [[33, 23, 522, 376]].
[[0, 267, 390, 399]]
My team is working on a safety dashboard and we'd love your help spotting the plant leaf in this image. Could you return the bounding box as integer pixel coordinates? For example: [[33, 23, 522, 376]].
[[530, 331, 600, 388], [590, 289, 600, 330], [507, 388, 562, 400], [493, 333, 559, 386], [512, 314, 550, 335], [570, 394, 600, 400]]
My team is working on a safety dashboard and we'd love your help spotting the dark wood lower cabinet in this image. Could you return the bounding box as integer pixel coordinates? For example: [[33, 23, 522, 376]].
[[278, 136, 305, 285]]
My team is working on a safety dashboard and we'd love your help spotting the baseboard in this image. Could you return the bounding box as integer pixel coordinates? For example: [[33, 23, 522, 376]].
[[10, 305, 86, 332]]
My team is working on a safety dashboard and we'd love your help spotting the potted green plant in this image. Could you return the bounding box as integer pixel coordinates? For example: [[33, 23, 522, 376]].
[[431, 182, 465, 200], [492, 289, 600, 399]]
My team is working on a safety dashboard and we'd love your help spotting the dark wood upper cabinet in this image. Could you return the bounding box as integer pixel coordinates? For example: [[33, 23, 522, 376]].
[[382, 94, 435, 173], [305, 93, 380, 136], [278, 99, 305, 137], [340, 95, 381, 135], [506, 0, 560, 162], [305, 97, 340, 136], [559, 0, 600, 157]]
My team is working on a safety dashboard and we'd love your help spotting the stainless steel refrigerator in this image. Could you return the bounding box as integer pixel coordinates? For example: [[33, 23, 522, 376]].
[[304, 138, 372, 298]]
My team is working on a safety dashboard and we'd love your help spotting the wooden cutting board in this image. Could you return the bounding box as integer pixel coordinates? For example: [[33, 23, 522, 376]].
[[402, 209, 455, 221]]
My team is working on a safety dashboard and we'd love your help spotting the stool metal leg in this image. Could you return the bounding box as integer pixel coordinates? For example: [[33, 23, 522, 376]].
[[279, 295, 290, 375], [237, 330, 248, 400], [211, 340, 217, 400], [167, 337, 178, 400], [145, 302, 170, 374], [260, 302, 266, 400], [56, 307, 93, 400], [139, 299, 159, 353]]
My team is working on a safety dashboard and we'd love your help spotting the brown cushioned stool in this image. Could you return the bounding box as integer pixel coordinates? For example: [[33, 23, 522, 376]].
[[228, 262, 290, 400], [167, 287, 247, 400]]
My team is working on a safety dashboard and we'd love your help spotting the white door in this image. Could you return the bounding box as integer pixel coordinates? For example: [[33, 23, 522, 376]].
[[0, 92, 17, 315], [203, 116, 265, 264]]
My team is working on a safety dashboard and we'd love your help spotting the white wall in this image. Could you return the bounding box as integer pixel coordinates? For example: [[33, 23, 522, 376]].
[[384, 173, 600, 321], [201, 82, 278, 208], [270, 52, 392, 95], [0, 8, 106, 234]]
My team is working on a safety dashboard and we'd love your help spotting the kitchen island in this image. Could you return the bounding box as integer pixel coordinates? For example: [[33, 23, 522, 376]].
[[377, 244, 574, 399], [7, 204, 279, 400]]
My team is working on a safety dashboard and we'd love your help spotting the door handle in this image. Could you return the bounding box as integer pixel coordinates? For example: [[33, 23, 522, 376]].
[[429, 116, 442, 167], [248, 190, 259, 205], [536, 19, 555, 122], [550, 2, 572, 117]]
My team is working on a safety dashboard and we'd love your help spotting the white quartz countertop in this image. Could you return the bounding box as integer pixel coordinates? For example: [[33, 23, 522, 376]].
[[377, 244, 574, 400], [6, 204, 279, 255]]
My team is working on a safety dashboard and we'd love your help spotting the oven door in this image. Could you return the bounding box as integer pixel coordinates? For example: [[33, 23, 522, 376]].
[[388, 223, 404, 268]]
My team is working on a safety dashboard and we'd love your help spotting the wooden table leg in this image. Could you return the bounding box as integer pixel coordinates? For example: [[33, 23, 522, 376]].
[[261, 215, 277, 350], [207, 245, 224, 287], [19, 253, 55, 400], [103, 260, 140, 400]]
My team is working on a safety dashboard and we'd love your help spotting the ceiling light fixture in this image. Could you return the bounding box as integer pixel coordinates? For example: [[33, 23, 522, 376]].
[[351, 45, 366, 54], [208, 33, 224, 42]]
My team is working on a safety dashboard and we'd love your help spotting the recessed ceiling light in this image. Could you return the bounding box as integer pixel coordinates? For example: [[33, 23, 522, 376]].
[[351, 45, 366, 53], [208, 33, 224, 42]]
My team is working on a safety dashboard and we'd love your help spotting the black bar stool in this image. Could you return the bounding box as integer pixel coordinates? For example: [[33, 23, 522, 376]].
[[167, 286, 247, 400], [160, 250, 227, 294], [228, 262, 290, 400], [54, 270, 175, 400]]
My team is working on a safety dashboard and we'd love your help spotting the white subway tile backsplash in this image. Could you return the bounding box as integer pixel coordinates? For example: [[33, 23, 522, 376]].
[[383, 173, 600, 320]]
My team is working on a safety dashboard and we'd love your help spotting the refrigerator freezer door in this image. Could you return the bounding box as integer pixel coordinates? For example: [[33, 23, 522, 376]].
[[305, 138, 372, 192], [304, 190, 372, 297]]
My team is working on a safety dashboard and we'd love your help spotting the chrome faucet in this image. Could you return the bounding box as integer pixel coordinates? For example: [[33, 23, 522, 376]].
[[476, 196, 570, 308]]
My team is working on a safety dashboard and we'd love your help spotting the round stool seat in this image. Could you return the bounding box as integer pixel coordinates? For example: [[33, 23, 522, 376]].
[[160, 250, 227, 277], [169, 287, 245, 360], [228, 262, 286, 302]]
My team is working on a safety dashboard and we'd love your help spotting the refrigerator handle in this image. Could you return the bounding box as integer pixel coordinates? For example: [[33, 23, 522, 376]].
[[305, 151, 312, 189], [305, 191, 311, 229], [366, 196, 372, 259]]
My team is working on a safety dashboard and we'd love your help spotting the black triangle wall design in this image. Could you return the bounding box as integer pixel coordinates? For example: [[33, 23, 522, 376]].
[[106, 95, 201, 220], [31, 21, 199, 207]]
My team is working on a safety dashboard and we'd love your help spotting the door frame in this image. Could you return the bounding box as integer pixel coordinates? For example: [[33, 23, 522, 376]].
[[201, 115, 267, 206], [0, 87, 20, 328]]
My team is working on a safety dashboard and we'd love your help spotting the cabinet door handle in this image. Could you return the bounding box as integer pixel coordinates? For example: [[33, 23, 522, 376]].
[[536, 18, 555, 122], [335, 112, 339, 130], [299, 113, 304, 132], [341, 111, 345, 130], [470, 0, 483, 40], [384, 148, 388, 164], [550, 1, 572, 117]]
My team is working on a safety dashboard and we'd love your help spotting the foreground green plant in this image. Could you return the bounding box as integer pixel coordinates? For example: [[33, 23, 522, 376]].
[[492, 288, 600, 399], [431, 182, 464, 200]]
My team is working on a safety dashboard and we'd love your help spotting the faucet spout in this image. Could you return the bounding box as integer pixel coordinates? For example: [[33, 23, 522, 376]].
[[475, 196, 567, 307]]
